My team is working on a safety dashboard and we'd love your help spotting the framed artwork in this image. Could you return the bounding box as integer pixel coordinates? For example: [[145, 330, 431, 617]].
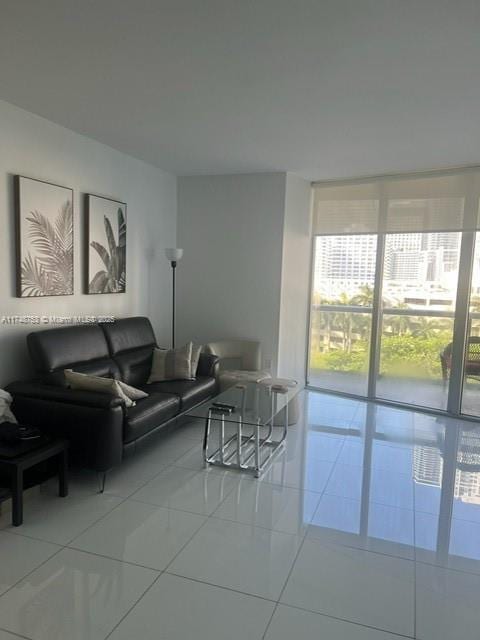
[[86, 194, 127, 294], [15, 175, 74, 298]]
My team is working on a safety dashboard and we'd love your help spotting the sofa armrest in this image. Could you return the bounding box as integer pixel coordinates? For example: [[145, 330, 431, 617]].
[[197, 353, 219, 379], [7, 381, 124, 409], [7, 380, 124, 472]]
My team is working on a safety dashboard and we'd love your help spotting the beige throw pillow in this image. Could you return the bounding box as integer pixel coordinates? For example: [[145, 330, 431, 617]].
[[147, 342, 193, 383], [190, 344, 202, 378], [64, 370, 147, 407]]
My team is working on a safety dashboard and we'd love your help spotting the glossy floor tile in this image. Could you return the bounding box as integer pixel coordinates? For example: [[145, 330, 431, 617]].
[[303, 432, 345, 462], [324, 463, 414, 510], [1, 389, 480, 639], [281, 538, 415, 636], [131, 465, 239, 515], [172, 443, 210, 471], [264, 604, 407, 640], [109, 572, 275, 640], [260, 449, 335, 492], [0, 631, 31, 640], [0, 548, 158, 640], [65, 457, 169, 498], [416, 562, 480, 640], [308, 494, 414, 559], [169, 517, 302, 600], [70, 499, 207, 570], [0, 531, 59, 596], [212, 480, 320, 535], [337, 440, 414, 474], [0, 485, 123, 545]]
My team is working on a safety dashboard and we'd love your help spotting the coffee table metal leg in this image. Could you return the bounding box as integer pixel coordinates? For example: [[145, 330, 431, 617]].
[[237, 416, 242, 466], [203, 412, 212, 466], [284, 401, 289, 440], [254, 419, 260, 477], [58, 449, 68, 497], [219, 415, 225, 463], [11, 469, 23, 527]]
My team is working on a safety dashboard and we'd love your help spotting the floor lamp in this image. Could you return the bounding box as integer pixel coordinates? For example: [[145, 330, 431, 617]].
[[165, 248, 183, 348]]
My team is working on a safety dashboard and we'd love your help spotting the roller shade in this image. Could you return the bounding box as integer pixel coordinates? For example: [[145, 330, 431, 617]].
[[312, 182, 379, 234], [384, 174, 465, 233], [313, 170, 480, 235]]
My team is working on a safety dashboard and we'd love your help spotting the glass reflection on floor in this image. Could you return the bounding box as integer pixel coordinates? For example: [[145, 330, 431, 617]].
[[305, 394, 480, 572]]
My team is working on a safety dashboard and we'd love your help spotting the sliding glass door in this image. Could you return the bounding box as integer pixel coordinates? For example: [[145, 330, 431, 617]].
[[308, 235, 376, 396], [307, 169, 480, 417], [462, 231, 480, 416], [376, 231, 461, 411]]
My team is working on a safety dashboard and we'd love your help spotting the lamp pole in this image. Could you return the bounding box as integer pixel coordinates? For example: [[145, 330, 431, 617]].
[[171, 259, 177, 349], [165, 248, 183, 349]]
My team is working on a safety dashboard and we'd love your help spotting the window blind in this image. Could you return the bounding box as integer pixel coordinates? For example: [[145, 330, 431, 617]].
[[312, 170, 480, 235], [384, 174, 465, 233], [312, 182, 379, 234]]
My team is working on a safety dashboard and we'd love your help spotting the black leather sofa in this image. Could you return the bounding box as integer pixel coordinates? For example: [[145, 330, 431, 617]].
[[7, 317, 218, 480]]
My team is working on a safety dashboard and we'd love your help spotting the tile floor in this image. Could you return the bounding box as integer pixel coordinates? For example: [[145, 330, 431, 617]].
[[0, 390, 479, 638]]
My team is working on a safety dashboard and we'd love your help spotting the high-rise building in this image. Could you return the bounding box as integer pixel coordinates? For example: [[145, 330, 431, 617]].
[[314, 235, 377, 299]]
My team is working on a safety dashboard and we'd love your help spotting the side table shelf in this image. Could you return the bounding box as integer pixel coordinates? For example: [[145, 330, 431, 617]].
[[0, 437, 68, 526]]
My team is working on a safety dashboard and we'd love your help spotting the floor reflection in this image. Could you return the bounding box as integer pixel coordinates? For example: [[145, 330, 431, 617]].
[[305, 394, 480, 571]]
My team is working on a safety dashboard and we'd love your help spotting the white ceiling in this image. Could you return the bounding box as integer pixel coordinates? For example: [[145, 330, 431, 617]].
[[1, 0, 480, 180]]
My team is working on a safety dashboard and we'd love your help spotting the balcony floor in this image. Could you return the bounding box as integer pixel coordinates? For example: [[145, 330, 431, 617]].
[[309, 369, 480, 416]]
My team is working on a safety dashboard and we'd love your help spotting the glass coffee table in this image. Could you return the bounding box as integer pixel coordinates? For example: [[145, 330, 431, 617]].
[[186, 381, 298, 477]]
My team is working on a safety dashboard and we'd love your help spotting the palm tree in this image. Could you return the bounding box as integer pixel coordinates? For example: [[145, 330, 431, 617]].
[[383, 303, 410, 336], [351, 284, 374, 307], [409, 316, 447, 339]]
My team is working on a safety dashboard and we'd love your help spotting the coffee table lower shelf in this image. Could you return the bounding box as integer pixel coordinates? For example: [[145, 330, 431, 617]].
[[202, 392, 289, 478]]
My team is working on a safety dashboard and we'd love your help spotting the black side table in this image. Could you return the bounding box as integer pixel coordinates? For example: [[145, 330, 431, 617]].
[[0, 437, 68, 526]]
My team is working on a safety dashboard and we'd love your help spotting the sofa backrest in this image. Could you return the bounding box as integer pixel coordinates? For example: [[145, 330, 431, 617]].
[[101, 317, 157, 386], [27, 324, 120, 385]]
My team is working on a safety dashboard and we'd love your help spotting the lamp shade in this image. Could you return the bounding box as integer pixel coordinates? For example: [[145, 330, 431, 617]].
[[165, 248, 183, 262]]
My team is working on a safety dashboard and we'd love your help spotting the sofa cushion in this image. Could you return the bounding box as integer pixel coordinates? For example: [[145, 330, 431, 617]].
[[124, 393, 180, 443], [144, 377, 216, 411]]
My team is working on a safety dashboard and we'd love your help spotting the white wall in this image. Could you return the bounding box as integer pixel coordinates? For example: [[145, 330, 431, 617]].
[[177, 173, 287, 373], [177, 172, 312, 381], [277, 174, 312, 384], [0, 100, 177, 386]]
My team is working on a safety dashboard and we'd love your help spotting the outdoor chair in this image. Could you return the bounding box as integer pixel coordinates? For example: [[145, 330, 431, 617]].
[[440, 336, 480, 383]]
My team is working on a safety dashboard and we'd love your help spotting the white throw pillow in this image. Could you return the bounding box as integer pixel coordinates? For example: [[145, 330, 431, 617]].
[[117, 380, 149, 401], [64, 370, 147, 407], [147, 342, 193, 383], [0, 389, 17, 424]]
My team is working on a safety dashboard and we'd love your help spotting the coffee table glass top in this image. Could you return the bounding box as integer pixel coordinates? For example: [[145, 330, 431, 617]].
[[185, 381, 298, 427]]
